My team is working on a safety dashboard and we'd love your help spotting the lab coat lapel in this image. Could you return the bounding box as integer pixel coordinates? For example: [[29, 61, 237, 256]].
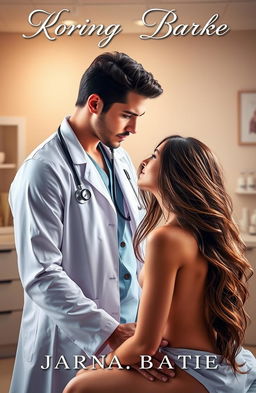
[[100, 145, 140, 234], [114, 160, 139, 234], [81, 160, 116, 214]]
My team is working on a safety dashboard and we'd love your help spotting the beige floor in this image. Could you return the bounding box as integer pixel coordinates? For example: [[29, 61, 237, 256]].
[[1, 347, 256, 393]]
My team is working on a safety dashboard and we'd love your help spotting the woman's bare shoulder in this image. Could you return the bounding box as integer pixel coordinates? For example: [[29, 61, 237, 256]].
[[147, 224, 199, 263]]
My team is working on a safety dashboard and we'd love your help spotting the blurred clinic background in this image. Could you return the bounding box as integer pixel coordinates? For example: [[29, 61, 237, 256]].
[[0, 0, 256, 391]]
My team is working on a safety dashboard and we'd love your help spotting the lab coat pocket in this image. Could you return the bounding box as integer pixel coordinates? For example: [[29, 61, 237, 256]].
[[22, 313, 39, 362]]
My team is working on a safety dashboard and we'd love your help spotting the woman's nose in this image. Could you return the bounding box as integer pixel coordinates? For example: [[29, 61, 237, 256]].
[[142, 156, 151, 165], [138, 159, 147, 175], [139, 157, 150, 171]]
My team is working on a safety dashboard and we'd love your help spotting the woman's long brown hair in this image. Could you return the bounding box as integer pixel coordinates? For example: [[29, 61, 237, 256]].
[[134, 135, 253, 372]]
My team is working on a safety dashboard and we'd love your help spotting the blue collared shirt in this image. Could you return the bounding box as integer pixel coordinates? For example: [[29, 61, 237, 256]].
[[87, 147, 140, 323]]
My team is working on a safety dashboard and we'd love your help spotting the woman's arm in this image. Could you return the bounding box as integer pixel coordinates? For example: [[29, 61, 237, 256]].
[[106, 226, 183, 366]]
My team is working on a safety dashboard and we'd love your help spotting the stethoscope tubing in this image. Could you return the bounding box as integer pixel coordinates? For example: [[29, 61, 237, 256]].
[[57, 126, 91, 203], [57, 126, 82, 189], [109, 147, 131, 221]]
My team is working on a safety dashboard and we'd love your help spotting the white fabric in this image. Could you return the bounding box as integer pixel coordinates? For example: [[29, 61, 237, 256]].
[[161, 347, 256, 393]]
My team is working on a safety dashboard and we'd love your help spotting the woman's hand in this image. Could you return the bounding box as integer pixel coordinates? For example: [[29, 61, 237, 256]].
[[131, 340, 175, 383], [104, 340, 175, 383]]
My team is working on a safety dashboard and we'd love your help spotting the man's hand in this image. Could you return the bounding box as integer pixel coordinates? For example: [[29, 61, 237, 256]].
[[132, 341, 175, 382], [107, 323, 136, 350]]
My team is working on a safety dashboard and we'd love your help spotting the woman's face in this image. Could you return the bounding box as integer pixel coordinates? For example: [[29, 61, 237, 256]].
[[137, 142, 165, 193]]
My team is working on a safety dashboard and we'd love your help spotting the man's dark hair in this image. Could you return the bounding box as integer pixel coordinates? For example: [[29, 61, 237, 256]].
[[75, 52, 163, 112]]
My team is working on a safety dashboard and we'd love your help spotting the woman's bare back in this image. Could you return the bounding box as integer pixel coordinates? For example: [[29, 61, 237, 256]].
[[139, 223, 218, 354]]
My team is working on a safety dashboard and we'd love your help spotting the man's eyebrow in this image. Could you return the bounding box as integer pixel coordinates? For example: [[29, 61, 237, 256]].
[[123, 110, 145, 117]]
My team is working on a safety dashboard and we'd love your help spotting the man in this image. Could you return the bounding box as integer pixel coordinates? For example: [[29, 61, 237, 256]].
[[9, 52, 172, 393]]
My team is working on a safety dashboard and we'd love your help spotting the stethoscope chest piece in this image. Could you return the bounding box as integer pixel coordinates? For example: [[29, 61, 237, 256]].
[[75, 187, 92, 204]]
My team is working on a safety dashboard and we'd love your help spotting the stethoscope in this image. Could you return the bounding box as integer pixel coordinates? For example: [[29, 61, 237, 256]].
[[57, 127, 143, 221]]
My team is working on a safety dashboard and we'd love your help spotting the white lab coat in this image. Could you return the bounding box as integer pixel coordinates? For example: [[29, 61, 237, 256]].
[[8, 117, 143, 393]]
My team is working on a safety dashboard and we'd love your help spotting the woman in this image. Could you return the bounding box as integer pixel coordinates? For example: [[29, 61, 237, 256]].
[[64, 136, 256, 393]]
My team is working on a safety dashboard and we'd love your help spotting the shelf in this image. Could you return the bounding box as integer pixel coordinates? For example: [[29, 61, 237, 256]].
[[236, 190, 256, 195], [242, 233, 256, 248], [0, 227, 14, 249], [0, 226, 14, 235], [0, 164, 16, 169]]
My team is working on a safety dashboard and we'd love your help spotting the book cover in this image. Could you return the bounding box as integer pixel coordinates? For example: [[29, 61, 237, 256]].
[[0, 1, 255, 392]]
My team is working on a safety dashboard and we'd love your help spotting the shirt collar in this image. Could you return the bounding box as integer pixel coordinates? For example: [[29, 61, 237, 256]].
[[59, 116, 88, 164]]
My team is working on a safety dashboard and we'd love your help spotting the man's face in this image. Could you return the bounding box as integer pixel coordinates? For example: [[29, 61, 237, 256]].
[[93, 91, 147, 148]]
